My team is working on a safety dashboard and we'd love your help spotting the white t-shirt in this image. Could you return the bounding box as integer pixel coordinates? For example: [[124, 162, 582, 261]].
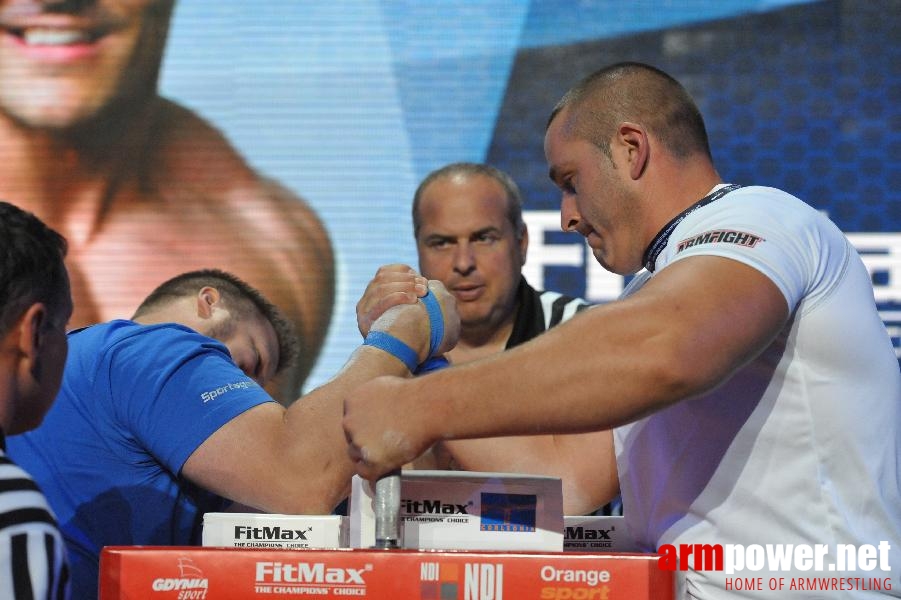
[[614, 185, 901, 598]]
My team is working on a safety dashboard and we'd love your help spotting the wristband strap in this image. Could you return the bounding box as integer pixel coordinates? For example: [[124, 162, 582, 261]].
[[363, 290, 447, 374], [363, 330, 418, 372], [415, 356, 450, 375], [420, 289, 444, 357]]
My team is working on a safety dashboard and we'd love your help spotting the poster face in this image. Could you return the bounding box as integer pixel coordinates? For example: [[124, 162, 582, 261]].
[[5, 0, 895, 396]]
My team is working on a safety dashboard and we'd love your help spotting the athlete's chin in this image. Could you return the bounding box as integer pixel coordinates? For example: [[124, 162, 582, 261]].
[[591, 249, 614, 272], [591, 250, 638, 276]]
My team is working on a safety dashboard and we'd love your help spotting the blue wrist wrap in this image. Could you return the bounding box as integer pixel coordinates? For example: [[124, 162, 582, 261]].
[[415, 356, 450, 374], [362, 289, 451, 374], [420, 290, 444, 357], [363, 330, 419, 372]]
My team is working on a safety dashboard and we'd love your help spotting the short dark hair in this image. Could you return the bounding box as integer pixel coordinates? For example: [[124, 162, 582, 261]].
[[0, 202, 69, 337], [132, 269, 299, 374], [549, 61, 712, 161], [412, 162, 526, 239]]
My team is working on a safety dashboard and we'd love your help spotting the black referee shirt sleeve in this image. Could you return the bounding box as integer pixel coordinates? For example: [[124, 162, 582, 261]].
[[0, 453, 70, 600]]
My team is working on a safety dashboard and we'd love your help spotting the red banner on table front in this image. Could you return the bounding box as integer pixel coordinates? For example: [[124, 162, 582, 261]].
[[100, 547, 673, 599]]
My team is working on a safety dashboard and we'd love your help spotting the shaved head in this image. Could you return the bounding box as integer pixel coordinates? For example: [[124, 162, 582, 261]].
[[549, 62, 712, 161]]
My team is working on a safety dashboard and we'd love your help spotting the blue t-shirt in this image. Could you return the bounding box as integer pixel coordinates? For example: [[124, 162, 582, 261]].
[[7, 320, 274, 599]]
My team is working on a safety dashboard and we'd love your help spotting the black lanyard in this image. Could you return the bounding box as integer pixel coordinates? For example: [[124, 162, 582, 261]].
[[642, 184, 741, 272]]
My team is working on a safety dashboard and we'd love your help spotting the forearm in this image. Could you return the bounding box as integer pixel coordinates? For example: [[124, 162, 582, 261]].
[[416, 261, 787, 442], [191, 324, 425, 514], [267, 297, 439, 513], [275, 346, 412, 513], [344, 256, 789, 482], [414, 300, 681, 442]]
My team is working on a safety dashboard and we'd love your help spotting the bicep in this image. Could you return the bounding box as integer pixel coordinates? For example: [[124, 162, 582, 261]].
[[181, 402, 288, 510], [637, 255, 790, 390]]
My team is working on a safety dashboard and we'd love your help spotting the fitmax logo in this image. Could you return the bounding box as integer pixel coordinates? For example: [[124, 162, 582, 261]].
[[234, 526, 312, 541], [565, 526, 612, 541], [402, 499, 470, 515], [255, 562, 369, 584]]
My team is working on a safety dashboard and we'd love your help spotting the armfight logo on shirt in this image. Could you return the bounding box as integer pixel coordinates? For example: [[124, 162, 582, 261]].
[[677, 229, 765, 253]]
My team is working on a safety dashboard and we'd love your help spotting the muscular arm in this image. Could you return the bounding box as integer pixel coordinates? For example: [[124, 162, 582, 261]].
[[344, 255, 789, 479], [184, 346, 406, 514], [355, 267, 614, 513], [182, 279, 457, 514]]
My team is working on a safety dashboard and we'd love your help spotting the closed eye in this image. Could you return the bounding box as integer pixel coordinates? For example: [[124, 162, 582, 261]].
[[559, 178, 576, 195]]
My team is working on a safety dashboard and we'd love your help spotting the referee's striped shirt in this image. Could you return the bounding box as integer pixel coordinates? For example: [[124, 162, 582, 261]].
[[506, 279, 592, 349], [0, 445, 69, 600]]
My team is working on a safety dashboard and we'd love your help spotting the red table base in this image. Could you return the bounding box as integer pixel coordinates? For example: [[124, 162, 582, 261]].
[[100, 546, 673, 599]]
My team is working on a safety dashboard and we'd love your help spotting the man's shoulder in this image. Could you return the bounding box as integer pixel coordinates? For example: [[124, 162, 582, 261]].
[[71, 321, 228, 362], [702, 184, 820, 224], [0, 450, 56, 517], [151, 100, 315, 211], [536, 289, 591, 328], [72, 319, 192, 340], [507, 279, 592, 348], [528, 283, 592, 321], [534, 287, 591, 308], [145, 99, 332, 256]]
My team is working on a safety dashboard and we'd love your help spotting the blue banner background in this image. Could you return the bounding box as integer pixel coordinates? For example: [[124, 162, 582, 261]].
[[159, 0, 899, 390]]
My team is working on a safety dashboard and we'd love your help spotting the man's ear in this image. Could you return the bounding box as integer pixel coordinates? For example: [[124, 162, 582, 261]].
[[195, 287, 222, 319], [13, 303, 48, 379], [616, 121, 650, 180], [518, 224, 529, 267], [18, 303, 47, 358]]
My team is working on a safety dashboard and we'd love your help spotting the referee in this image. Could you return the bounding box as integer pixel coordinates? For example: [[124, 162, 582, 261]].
[[400, 162, 615, 516], [0, 202, 71, 600]]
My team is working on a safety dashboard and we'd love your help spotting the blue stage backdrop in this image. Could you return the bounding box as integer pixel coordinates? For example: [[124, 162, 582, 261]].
[[159, 0, 899, 391]]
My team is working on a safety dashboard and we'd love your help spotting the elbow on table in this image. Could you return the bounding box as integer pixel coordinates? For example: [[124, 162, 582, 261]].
[[253, 472, 351, 516]]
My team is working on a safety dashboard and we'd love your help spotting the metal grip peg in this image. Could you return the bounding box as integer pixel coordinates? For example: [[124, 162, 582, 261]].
[[373, 468, 402, 549]]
